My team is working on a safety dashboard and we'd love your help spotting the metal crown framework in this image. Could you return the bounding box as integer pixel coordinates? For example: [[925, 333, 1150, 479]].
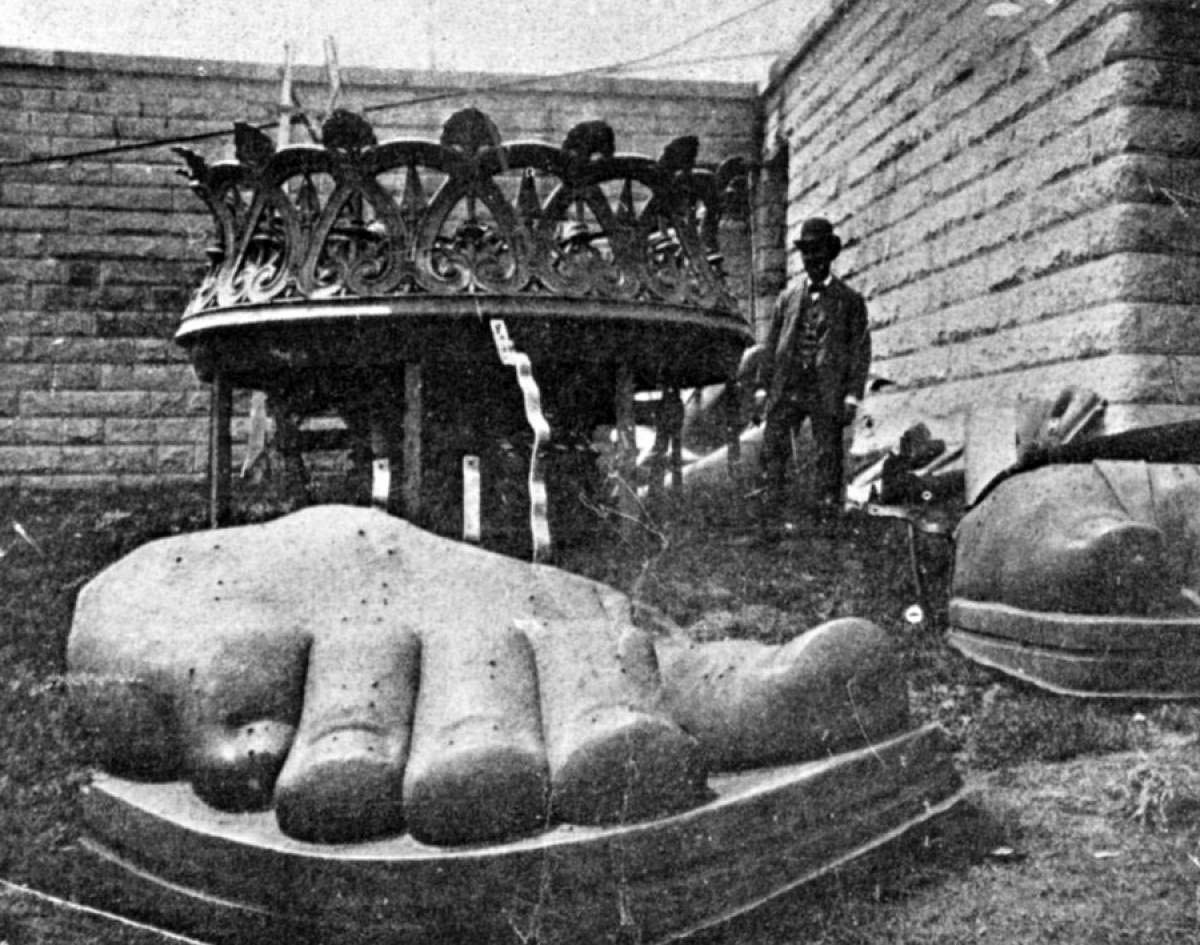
[[173, 107, 750, 319]]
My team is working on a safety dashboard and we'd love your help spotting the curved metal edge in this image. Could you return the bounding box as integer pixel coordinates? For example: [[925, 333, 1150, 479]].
[[74, 725, 961, 944], [649, 788, 969, 945], [174, 296, 754, 345], [72, 788, 970, 945], [946, 626, 1200, 700], [948, 598, 1200, 650]]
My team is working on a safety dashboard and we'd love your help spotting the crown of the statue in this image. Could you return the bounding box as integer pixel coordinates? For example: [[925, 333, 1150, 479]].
[[173, 107, 749, 319]]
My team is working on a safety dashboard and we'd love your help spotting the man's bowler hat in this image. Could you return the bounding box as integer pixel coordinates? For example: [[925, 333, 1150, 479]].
[[794, 217, 842, 256]]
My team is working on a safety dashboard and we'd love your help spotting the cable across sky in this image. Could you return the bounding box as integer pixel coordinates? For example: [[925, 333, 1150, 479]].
[[0, 0, 798, 170]]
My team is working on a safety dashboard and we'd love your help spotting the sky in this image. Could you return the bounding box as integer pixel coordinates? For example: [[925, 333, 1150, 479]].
[[2, 0, 823, 84]]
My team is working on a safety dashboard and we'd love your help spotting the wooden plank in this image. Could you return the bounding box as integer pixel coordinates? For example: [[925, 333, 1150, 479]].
[[207, 372, 232, 528], [401, 362, 422, 521], [462, 455, 481, 542], [614, 362, 640, 533], [947, 627, 1200, 698], [74, 726, 962, 945], [667, 387, 684, 493], [724, 373, 742, 482], [367, 403, 392, 511]]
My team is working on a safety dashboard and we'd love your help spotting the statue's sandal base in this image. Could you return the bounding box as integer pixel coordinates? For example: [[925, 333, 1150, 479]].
[[65, 507, 963, 940], [947, 605, 1200, 699], [950, 461, 1200, 697], [75, 725, 962, 945]]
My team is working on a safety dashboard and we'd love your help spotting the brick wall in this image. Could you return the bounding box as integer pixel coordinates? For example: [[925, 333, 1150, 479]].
[[0, 47, 757, 488], [759, 0, 1200, 453]]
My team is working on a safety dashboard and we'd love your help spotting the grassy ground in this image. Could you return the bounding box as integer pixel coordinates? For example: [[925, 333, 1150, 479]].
[[1, 475, 1199, 943]]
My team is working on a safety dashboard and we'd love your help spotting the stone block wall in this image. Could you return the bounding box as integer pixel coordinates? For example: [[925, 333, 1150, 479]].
[[759, 0, 1200, 452], [0, 47, 757, 488]]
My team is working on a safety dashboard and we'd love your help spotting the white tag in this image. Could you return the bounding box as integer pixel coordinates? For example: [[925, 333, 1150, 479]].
[[490, 319, 517, 365], [462, 455, 481, 543], [489, 317, 552, 561], [371, 458, 391, 507]]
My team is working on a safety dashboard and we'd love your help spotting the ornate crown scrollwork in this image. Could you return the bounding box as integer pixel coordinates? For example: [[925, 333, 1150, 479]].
[[174, 108, 749, 317]]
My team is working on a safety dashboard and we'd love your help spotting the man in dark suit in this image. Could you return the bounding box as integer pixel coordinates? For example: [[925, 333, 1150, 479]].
[[755, 217, 870, 521]]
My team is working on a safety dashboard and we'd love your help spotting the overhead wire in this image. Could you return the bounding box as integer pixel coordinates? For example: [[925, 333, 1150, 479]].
[[0, 0, 793, 171]]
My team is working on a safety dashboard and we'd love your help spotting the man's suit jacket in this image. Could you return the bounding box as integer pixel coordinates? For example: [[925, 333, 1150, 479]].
[[758, 275, 871, 415]]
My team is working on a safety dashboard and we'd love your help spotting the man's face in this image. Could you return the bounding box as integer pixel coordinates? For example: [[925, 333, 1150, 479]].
[[799, 240, 833, 283]]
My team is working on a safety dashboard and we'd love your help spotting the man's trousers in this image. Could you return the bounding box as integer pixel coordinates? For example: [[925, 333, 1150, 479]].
[[761, 393, 844, 509]]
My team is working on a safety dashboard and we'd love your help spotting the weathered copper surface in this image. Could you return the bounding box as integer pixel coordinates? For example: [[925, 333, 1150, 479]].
[[173, 109, 752, 390], [174, 109, 754, 546], [77, 726, 962, 945], [963, 387, 1200, 507], [66, 505, 961, 941], [950, 460, 1200, 696], [69, 506, 914, 840]]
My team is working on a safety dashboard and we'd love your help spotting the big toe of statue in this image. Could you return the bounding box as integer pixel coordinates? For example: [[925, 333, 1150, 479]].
[[68, 506, 907, 846]]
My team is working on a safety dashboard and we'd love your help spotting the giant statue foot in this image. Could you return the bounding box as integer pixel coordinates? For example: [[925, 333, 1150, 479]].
[[950, 460, 1200, 697], [67, 506, 961, 944]]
